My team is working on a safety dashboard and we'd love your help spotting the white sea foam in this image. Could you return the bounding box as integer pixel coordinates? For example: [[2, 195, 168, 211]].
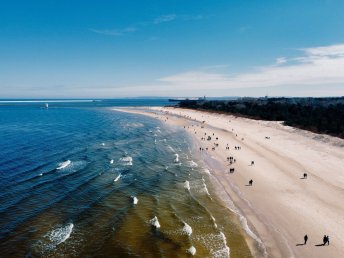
[[43, 222, 74, 250], [187, 246, 196, 255], [126, 122, 144, 128], [195, 232, 230, 258], [101, 142, 105, 146], [150, 216, 160, 228], [39, 173, 43, 176], [110, 159, 114, 164], [211, 232, 230, 258], [114, 174, 121, 182], [210, 215, 218, 228], [189, 160, 198, 168], [119, 156, 133, 166], [184, 180, 190, 191], [56, 160, 71, 170], [218, 181, 268, 256], [238, 214, 267, 255], [174, 154, 179, 163], [182, 222, 192, 236], [202, 182, 211, 196], [203, 168, 211, 175], [167, 145, 175, 152], [131, 196, 138, 205]]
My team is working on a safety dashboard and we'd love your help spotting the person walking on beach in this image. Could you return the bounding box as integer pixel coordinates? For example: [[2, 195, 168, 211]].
[[326, 235, 330, 245], [249, 179, 253, 186], [304, 234, 308, 245], [323, 235, 328, 245]]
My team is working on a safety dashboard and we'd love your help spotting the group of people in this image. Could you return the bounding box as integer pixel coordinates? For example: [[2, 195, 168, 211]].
[[164, 110, 333, 253], [323, 235, 330, 245], [303, 234, 330, 246]]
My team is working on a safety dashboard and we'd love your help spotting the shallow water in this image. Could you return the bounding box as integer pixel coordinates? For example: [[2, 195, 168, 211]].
[[0, 102, 251, 257]]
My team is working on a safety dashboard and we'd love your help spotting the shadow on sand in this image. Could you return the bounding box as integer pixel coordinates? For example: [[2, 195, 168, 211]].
[[296, 243, 306, 246]]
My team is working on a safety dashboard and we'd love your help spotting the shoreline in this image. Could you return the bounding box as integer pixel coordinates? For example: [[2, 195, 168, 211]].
[[113, 106, 344, 258]]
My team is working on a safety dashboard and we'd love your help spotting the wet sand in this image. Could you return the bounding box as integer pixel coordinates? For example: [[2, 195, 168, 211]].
[[115, 106, 344, 258]]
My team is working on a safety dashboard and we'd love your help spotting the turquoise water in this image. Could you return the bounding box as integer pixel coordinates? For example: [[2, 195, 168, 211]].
[[0, 101, 251, 257]]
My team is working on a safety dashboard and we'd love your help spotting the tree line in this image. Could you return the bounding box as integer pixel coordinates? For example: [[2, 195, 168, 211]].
[[177, 97, 344, 139]]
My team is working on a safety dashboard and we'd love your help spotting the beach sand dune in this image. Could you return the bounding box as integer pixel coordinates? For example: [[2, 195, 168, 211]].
[[116, 107, 344, 258]]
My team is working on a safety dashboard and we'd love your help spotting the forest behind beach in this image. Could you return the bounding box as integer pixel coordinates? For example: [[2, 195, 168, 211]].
[[176, 97, 344, 139]]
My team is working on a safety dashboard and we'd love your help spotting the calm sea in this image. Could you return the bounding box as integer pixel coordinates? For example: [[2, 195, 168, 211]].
[[0, 100, 251, 257]]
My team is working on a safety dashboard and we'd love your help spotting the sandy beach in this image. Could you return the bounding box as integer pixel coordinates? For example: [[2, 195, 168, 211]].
[[116, 106, 344, 258]]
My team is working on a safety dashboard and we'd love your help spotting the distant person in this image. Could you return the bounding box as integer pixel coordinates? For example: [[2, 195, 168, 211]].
[[249, 179, 253, 186], [326, 235, 330, 245], [323, 235, 327, 245], [303, 173, 307, 179], [251, 161, 255, 165], [304, 234, 308, 245]]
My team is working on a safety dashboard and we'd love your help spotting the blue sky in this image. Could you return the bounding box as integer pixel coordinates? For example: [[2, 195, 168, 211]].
[[1, 0, 344, 98]]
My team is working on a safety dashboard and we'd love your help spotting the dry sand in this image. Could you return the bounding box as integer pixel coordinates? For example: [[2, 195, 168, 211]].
[[115, 106, 344, 258]]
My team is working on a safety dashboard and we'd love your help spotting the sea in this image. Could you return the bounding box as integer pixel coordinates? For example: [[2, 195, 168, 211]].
[[0, 99, 252, 258]]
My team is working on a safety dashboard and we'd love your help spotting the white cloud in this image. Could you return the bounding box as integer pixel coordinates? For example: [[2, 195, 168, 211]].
[[90, 27, 136, 36], [153, 14, 176, 24], [158, 44, 344, 90], [91, 13, 203, 37], [275, 57, 287, 65], [181, 14, 204, 21], [302, 44, 344, 57]]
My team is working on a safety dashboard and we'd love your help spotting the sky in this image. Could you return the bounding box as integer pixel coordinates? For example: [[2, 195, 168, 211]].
[[1, 0, 344, 98]]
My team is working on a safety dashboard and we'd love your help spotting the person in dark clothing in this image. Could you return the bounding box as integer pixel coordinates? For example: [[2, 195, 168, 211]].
[[304, 234, 308, 245]]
